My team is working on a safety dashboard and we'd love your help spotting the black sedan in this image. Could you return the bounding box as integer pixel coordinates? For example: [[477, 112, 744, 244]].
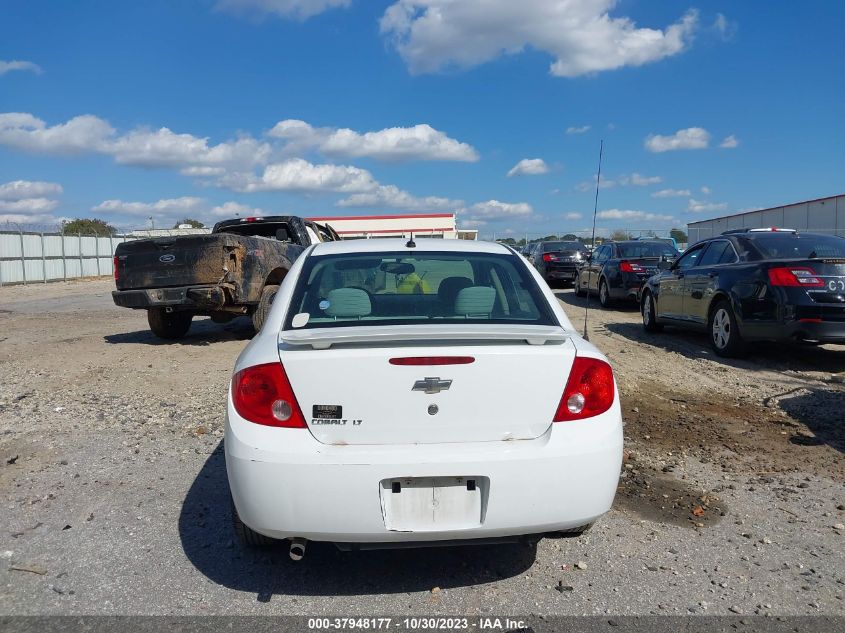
[[640, 229, 845, 356], [575, 240, 680, 307], [531, 241, 589, 286]]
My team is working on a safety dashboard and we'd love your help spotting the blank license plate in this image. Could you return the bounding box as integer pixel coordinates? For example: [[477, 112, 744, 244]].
[[380, 477, 483, 532]]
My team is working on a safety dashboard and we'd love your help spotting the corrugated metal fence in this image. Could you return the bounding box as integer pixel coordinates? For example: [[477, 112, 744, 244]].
[[0, 230, 131, 286]]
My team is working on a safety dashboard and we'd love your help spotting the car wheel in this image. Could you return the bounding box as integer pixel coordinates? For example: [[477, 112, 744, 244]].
[[709, 300, 746, 357], [232, 499, 276, 548], [641, 292, 663, 333], [574, 274, 585, 297], [251, 284, 279, 333], [147, 308, 192, 339], [599, 279, 613, 308]]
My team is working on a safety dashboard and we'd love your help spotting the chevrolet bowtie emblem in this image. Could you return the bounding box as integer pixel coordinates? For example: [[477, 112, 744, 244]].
[[412, 377, 452, 395]]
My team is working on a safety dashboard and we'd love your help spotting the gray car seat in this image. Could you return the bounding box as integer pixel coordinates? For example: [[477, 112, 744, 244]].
[[323, 288, 372, 319], [454, 286, 496, 318]]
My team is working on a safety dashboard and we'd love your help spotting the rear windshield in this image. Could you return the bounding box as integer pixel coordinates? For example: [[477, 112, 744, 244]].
[[542, 241, 584, 252], [218, 222, 290, 238], [616, 242, 679, 258], [284, 251, 557, 330], [748, 234, 845, 259]]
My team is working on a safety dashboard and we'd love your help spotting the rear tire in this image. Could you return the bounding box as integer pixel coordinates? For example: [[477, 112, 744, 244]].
[[709, 300, 746, 357], [574, 274, 585, 297], [232, 500, 275, 548], [599, 279, 613, 308], [641, 292, 663, 333], [147, 308, 192, 339], [251, 284, 279, 333]]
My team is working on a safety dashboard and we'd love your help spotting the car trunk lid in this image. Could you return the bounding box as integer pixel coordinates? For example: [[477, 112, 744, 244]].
[[279, 326, 575, 445], [769, 259, 845, 304]]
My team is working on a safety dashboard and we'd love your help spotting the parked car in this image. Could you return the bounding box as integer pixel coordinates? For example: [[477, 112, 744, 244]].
[[226, 238, 622, 554], [112, 216, 338, 339], [522, 241, 539, 259], [640, 229, 845, 356], [634, 235, 679, 251], [531, 240, 590, 286], [575, 240, 680, 307]]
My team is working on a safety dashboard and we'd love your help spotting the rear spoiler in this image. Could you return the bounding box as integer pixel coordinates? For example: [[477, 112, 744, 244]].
[[280, 324, 570, 350]]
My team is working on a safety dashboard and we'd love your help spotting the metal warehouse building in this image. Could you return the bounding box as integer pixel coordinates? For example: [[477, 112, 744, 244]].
[[687, 194, 845, 244]]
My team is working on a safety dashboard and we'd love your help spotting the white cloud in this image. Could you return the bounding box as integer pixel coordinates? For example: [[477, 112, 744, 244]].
[[566, 125, 591, 135], [268, 119, 478, 162], [236, 158, 378, 193], [209, 201, 264, 218], [507, 158, 549, 177], [713, 13, 737, 40], [92, 197, 204, 217], [0, 60, 43, 76], [181, 166, 227, 177], [380, 1, 698, 77], [565, 212, 583, 220], [576, 172, 662, 191], [688, 199, 728, 213], [0, 179, 63, 223], [214, 0, 350, 20], [0, 180, 63, 200], [460, 200, 533, 222], [645, 127, 711, 152], [651, 188, 691, 198], [700, 185, 712, 195], [0, 113, 114, 154], [337, 185, 461, 212], [0, 198, 59, 213], [0, 112, 270, 170], [597, 209, 675, 222], [719, 134, 739, 149]]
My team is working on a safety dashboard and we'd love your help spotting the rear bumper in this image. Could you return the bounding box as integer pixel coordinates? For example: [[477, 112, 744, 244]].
[[112, 285, 227, 310], [608, 274, 646, 302], [225, 397, 623, 543], [744, 319, 845, 344], [545, 265, 579, 281]]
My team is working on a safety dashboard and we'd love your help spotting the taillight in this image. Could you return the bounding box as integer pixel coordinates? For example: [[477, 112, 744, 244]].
[[767, 267, 824, 288], [554, 357, 615, 422], [113, 256, 119, 281], [619, 260, 645, 273], [542, 253, 554, 262], [390, 356, 475, 365], [231, 363, 306, 428]]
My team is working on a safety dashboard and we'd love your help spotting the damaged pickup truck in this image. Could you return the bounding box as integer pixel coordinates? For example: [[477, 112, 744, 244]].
[[112, 216, 338, 339]]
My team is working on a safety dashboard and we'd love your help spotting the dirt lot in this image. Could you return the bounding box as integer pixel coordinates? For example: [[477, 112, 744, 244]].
[[0, 278, 843, 616]]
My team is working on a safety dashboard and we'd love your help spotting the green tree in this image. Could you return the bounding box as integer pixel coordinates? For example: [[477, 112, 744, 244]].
[[562, 233, 578, 240], [63, 218, 117, 236], [173, 218, 205, 229], [611, 229, 632, 241], [497, 237, 517, 246], [670, 228, 688, 243], [540, 234, 559, 241]]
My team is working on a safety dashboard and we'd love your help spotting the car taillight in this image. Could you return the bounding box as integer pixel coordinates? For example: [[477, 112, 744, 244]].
[[113, 256, 119, 281], [543, 253, 554, 262], [619, 260, 645, 273], [231, 363, 306, 428], [767, 267, 824, 288], [554, 356, 615, 422]]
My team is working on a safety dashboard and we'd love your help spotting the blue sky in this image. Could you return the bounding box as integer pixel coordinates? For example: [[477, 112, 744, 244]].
[[1, 0, 843, 238]]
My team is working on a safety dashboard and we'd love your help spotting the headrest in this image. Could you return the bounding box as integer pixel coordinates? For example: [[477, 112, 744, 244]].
[[437, 276, 473, 303], [454, 286, 496, 317], [323, 288, 371, 318]]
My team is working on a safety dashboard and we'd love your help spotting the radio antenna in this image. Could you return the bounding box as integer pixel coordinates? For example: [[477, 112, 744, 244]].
[[583, 139, 604, 341]]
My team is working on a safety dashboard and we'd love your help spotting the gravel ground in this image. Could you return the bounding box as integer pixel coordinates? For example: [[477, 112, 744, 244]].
[[0, 278, 843, 616]]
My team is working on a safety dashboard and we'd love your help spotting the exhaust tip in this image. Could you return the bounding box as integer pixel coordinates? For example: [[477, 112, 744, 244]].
[[289, 537, 307, 561]]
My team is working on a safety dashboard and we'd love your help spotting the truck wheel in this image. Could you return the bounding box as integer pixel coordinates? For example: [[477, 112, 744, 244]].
[[252, 284, 279, 333], [147, 308, 192, 339]]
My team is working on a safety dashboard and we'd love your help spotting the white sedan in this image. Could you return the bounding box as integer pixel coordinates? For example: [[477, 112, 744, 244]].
[[225, 238, 622, 557]]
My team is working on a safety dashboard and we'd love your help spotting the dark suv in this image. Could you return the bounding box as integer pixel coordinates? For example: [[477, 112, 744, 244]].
[[640, 229, 845, 356], [531, 240, 589, 286]]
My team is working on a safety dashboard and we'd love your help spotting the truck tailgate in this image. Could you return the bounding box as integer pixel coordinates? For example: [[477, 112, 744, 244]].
[[115, 235, 234, 290]]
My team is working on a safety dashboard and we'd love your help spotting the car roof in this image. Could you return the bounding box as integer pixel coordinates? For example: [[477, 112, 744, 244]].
[[310, 238, 513, 256]]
